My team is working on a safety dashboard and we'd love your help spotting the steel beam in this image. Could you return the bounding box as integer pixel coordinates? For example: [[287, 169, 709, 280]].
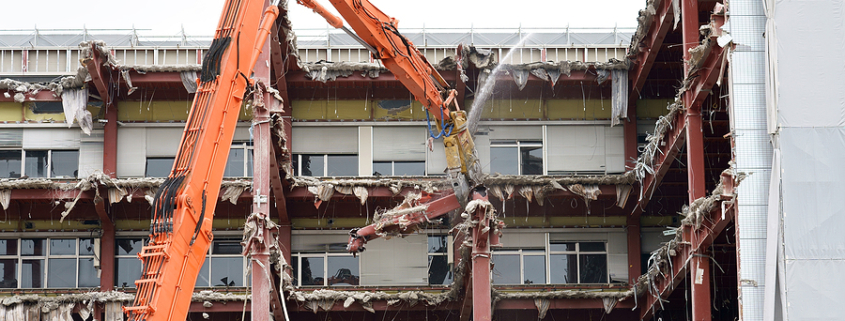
[[103, 101, 118, 177], [250, 6, 274, 320], [628, 0, 674, 103], [638, 195, 734, 320], [83, 44, 111, 105], [470, 190, 492, 321], [94, 191, 115, 291]]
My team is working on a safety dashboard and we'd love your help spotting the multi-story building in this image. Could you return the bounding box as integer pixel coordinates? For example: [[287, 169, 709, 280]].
[[0, 0, 822, 320]]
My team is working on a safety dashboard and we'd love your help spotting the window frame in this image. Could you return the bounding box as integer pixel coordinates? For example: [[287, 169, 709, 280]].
[[548, 241, 608, 284], [489, 140, 544, 175], [492, 248, 547, 285], [292, 154, 359, 177], [10, 149, 80, 179], [224, 142, 254, 178], [196, 238, 248, 288], [0, 237, 98, 289], [373, 160, 426, 176], [426, 234, 453, 285], [115, 237, 147, 289], [289, 252, 361, 287]]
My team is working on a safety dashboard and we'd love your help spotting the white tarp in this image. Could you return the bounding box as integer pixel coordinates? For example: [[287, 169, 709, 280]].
[[610, 70, 628, 127], [773, 0, 845, 128]]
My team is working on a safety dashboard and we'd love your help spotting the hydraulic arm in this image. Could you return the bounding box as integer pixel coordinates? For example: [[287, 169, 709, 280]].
[[297, 0, 483, 202], [125, 1, 279, 320]]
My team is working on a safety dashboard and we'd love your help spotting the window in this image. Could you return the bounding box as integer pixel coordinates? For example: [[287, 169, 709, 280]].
[[549, 242, 607, 284], [492, 249, 546, 285], [427, 235, 452, 285], [373, 161, 425, 176], [0, 238, 98, 289], [115, 238, 146, 288], [224, 143, 254, 177], [292, 154, 358, 177], [289, 253, 359, 287], [489, 140, 542, 175], [196, 239, 246, 287], [145, 157, 174, 177], [12, 150, 79, 178], [0, 151, 22, 178]]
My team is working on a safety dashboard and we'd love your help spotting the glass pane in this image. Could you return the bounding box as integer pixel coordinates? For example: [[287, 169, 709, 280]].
[[327, 256, 359, 286], [428, 236, 448, 253], [492, 254, 520, 284], [300, 257, 324, 286], [580, 242, 606, 252], [247, 149, 253, 177], [21, 239, 45, 256], [145, 158, 174, 177], [24, 150, 48, 178], [372, 161, 392, 176], [22, 259, 44, 288], [394, 161, 425, 176], [550, 242, 576, 252], [115, 258, 142, 288], [47, 258, 76, 288], [579, 254, 608, 283], [195, 259, 209, 287], [428, 255, 452, 285], [210, 257, 243, 287], [301, 155, 324, 176], [116, 239, 144, 255], [0, 259, 16, 288], [523, 255, 546, 285], [51, 150, 79, 178], [0, 239, 17, 255], [0, 151, 21, 178], [550, 254, 577, 284], [291, 154, 299, 176], [79, 239, 95, 255], [290, 256, 298, 286], [520, 146, 543, 175], [50, 239, 75, 255], [327, 155, 358, 177], [490, 147, 518, 175], [78, 258, 100, 287], [223, 148, 245, 177], [212, 241, 243, 255]]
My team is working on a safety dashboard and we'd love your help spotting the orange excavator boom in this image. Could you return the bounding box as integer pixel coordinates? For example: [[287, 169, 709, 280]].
[[125, 1, 278, 321]]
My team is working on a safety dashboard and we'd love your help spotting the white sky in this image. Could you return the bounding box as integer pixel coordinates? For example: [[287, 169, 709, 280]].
[[3, 0, 644, 36]]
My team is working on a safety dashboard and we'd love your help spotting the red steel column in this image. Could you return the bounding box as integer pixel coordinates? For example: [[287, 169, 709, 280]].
[[471, 190, 492, 321], [682, 0, 710, 320], [626, 215, 641, 284], [103, 102, 118, 177], [624, 101, 638, 170], [251, 2, 274, 319]]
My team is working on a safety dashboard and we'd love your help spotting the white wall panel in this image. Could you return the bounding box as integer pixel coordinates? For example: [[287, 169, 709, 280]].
[[359, 234, 428, 286], [117, 128, 146, 177], [547, 126, 606, 172], [23, 129, 80, 149], [373, 126, 426, 161], [292, 127, 357, 153], [145, 128, 183, 157]]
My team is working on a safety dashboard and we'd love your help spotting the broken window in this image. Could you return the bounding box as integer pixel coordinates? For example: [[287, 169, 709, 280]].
[[23, 150, 79, 178], [549, 242, 607, 284], [0, 150, 22, 178], [0, 238, 98, 289], [427, 235, 452, 285], [291, 253, 359, 287], [115, 238, 146, 289], [196, 239, 245, 288], [492, 249, 547, 285], [224, 142, 253, 177], [145, 157, 174, 177], [293, 154, 358, 177], [489, 140, 543, 175], [373, 161, 425, 176]]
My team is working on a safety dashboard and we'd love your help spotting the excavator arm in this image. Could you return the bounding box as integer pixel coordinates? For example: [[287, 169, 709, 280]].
[[126, 1, 279, 321], [298, 0, 483, 199], [296, 0, 486, 253]]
